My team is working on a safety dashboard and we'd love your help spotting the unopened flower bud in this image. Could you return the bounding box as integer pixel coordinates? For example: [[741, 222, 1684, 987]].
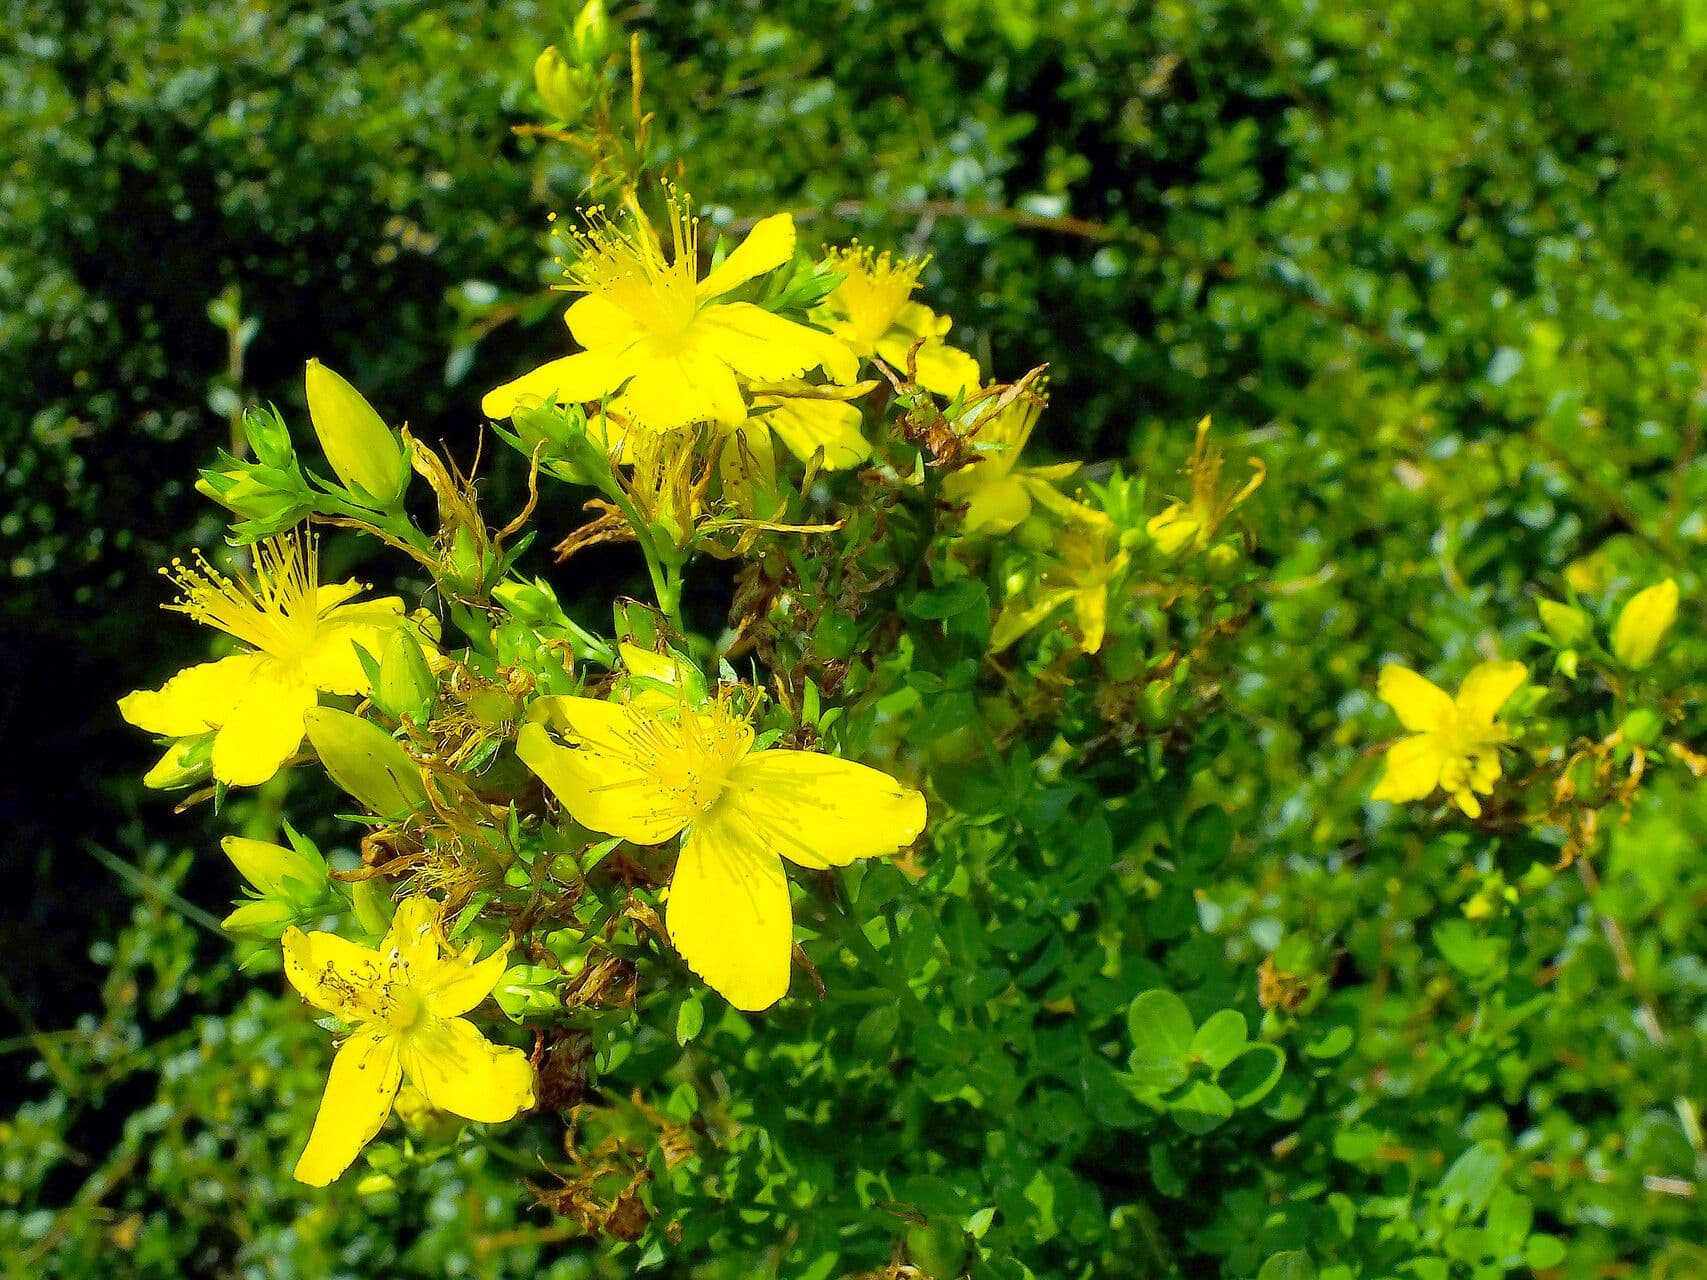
[[1146, 503, 1201, 558], [375, 629, 438, 725], [143, 736, 212, 790], [495, 964, 566, 1021], [242, 405, 295, 469], [1611, 578, 1678, 670], [222, 833, 325, 903], [1537, 598, 1590, 647], [571, 0, 612, 63], [533, 46, 586, 123], [303, 707, 429, 818], [305, 359, 411, 509]]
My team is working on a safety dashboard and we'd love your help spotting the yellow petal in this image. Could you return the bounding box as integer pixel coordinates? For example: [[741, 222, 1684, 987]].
[[1370, 735, 1447, 803], [210, 671, 317, 786], [301, 599, 407, 695], [293, 1026, 401, 1187], [399, 1016, 534, 1122], [423, 941, 511, 1019], [515, 712, 693, 844], [619, 343, 747, 430], [696, 212, 796, 301], [1454, 660, 1527, 724], [119, 653, 265, 737], [1376, 665, 1455, 732], [1073, 586, 1109, 653], [482, 346, 638, 418], [694, 302, 854, 384], [565, 292, 642, 349], [957, 473, 1034, 535], [283, 926, 389, 1019], [757, 396, 871, 469], [723, 750, 926, 869], [991, 590, 1073, 652], [383, 895, 443, 972], [668, 812, 793, 1010]]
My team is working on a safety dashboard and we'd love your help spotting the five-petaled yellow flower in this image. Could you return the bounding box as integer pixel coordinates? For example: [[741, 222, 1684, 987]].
[[119, 533, 407, 787], [815, 246, 981, 398], [483, 196, 856, 432], [1372, 661, 1527, 817], [942, 395, 1091, 535], [516, 693, 926, 1011], [283, 896, 534, 1186]]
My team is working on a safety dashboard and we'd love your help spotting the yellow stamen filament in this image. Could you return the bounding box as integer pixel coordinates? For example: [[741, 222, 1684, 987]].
[[557, 195, 702, 339], [163, 533, 332, 660], [586, 698, 754, 824]]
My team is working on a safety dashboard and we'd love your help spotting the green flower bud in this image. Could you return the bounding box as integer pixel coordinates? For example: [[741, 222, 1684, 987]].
[[304, 359, 411, 509], [303, 707, 429, 819], [1537, 598, 1591, 647], [221, 898, 299, 936], [375, 629, 437, 725], [242, 405, 295, 470], [495, 964, 566, 1021], [533, 45, 586, 123], [143, 735, 213, 790], [1611, 579, 1678, 670], [1620, 707, 1663, 747], [222, 832, 326, 903], [1146, 502, 1201, 558], [350, 877, 395, 937], [571, 0, 612, 63]]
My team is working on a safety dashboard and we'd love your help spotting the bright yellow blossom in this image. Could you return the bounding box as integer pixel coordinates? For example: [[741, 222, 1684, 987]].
[[483, 196, 856, 432], [119, 533, 407, 787], [283, 897, 534, 1186], [942, 395, 1093, 535], [516, 694, 926, 1011], [815, 246, 981, 397], [1371, 661, 1527, 817]]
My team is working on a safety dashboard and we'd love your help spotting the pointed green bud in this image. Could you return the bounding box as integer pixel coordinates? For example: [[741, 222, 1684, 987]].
[[1537, 598, 1591, 647], [571, 0, 612, 64], [143, 735, 213, 790], [533, 46, 586, 123], [1611, 578, 1678, 670], [303, 707, 429, 818], [305, 359, 411, 509], [1621, 707, 1663, 747], [242, 405, 295, 469], [375, 629, 437, 725], [494, 964, 566, 1022], [222, 833, 326, 902], [221, 898, 298, 936]]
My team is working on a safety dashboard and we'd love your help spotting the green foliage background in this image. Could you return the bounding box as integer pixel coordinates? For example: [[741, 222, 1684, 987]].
[[4, 0, 1705, 1275]]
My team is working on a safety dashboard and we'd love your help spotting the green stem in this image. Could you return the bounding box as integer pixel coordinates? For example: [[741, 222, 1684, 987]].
[[817, 871, 933, 1029]]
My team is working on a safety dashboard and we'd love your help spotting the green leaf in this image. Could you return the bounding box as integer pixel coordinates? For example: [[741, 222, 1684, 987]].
[[1168, 1080, 1233, 1135], [1220, 1043, 1286, 1107], [675, 993, 705, 1044], [1127, 989, 1195, 1088], [1256, 1251, 1316, 1280], [1191, 1008, 1247, 1071], [908, 578, 987, 621], [1524, 1235, 1566, 1268], [1438, 1140, 1506, 1219]]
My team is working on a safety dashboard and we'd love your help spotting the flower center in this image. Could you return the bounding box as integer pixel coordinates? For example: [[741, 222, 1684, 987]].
[[827, 247, 926, 350], [560, 200, 701, 338], [164, 533, 325, 660]]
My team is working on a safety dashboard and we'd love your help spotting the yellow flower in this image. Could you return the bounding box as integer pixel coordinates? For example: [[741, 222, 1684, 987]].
[[1371, 661, 1527, 817], [516, 695, 926, 1011], [941, 395, 1088, 535], [283, 897, 534, 1186], [1611, 578, 1678, 670], [118, 533, 407, 787], [991, 530, 1129, 654], [815, 246, 981, 398], [483, 195, 856, 432]]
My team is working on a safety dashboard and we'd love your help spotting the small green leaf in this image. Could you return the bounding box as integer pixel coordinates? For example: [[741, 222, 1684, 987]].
[[1169, 1080, 1233, 1135], [1221, 1042, 1286, 1107], [1191, 1008, 1247, 1071], [1256, 1251, 1316, 1280], [1127, 989, 1195, 1088], [676, 993, 706, 1044]]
